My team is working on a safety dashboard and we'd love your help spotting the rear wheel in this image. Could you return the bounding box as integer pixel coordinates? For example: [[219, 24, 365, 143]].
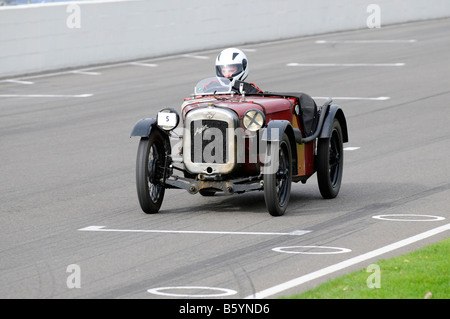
[[263, 133, 292, 216], [136, 130, 167, 213], [317, 119, 344, 199]]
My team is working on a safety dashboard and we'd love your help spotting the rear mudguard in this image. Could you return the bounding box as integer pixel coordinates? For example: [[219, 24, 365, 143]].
[[319, 105, 349, 143]]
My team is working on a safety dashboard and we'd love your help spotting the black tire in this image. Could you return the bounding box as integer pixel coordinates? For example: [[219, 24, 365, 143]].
[[317, 119, 344, 199], [263, 133, 292, 216], [136, 131, 167, 214]]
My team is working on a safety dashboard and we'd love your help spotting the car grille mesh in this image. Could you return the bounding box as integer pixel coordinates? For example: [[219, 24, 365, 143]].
[[190, 120, 228, 164]]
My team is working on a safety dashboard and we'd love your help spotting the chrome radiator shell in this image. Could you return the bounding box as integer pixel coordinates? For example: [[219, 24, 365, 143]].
[[183, 107, 238, 175]]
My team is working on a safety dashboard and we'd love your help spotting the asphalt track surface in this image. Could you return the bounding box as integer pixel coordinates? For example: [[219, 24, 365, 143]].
[[1, 18, 449, 300]]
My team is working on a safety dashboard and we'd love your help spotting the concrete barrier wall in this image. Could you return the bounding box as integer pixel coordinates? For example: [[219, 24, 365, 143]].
[[1, 0, 449, 78]]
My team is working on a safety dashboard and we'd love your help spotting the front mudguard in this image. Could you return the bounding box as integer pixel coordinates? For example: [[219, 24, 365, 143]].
[[261, 120, 299, 175], [319, 105, 349, 143], [131, 118, 158, 137], [261, 120, 300, 142], [130, 118, 172, 154]]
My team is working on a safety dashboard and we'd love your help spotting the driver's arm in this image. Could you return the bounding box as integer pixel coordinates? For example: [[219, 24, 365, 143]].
[[233, 80, 263, 94]]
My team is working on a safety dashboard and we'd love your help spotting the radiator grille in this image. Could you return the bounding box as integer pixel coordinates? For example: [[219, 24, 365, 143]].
[[190, 120, 228, 164]]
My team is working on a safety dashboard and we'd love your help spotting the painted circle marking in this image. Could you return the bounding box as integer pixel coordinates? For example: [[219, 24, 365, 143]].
[[372, 214, 445, 222], [147, 286, 237, 298], [272, 245, 352, 255]]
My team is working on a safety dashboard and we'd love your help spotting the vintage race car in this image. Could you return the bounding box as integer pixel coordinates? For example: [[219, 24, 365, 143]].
[[131, 77, 348, 216]]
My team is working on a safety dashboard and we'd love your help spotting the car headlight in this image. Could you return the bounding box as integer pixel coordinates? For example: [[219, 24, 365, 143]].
[[243, 109, 265, 131], [157, 108, 180, 131]]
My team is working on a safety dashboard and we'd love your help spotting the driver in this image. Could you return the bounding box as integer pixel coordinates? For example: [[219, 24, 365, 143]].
[[215, 48, 262, 94]]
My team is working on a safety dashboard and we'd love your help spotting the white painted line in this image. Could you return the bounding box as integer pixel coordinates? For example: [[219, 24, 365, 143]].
[[129, 62, 158, 67], [372, 214, 445, 222], [245, 222, 450, 299], [315, 40, 417, 44], [70, 70, 101, 75], [0, 94, 93, 98], [182, 54, 210, 60], [78, 225, 311, 237], [288, 63, 405, 67], [344, 147, 361, 151], [147, 286, 237, 298], [4, 79, 34, 85], [314, 96, 390, 101], [272, 246, 352, 255], [1, 70, 86, 81]]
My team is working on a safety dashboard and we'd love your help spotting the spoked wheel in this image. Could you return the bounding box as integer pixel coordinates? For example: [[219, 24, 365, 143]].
[[136, 130, 167, 214], [317, 119, 344, 199], [263, 133, 292, 216]]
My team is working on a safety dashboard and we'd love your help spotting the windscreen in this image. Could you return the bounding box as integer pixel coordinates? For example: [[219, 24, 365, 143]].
[[194, 77, 232, 95]]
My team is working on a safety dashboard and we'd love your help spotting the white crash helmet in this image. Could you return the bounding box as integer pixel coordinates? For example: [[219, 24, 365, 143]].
[[215, 48, 248, 81]]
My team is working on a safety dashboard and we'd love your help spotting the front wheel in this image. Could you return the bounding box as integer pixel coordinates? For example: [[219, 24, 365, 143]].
[[263, 133, 292, 216], [136, 130, 168, 214], [317, 119, 344, 199]]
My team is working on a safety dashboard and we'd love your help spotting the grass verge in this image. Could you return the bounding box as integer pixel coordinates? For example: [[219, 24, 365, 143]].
[[285, 237, 449, 299]]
